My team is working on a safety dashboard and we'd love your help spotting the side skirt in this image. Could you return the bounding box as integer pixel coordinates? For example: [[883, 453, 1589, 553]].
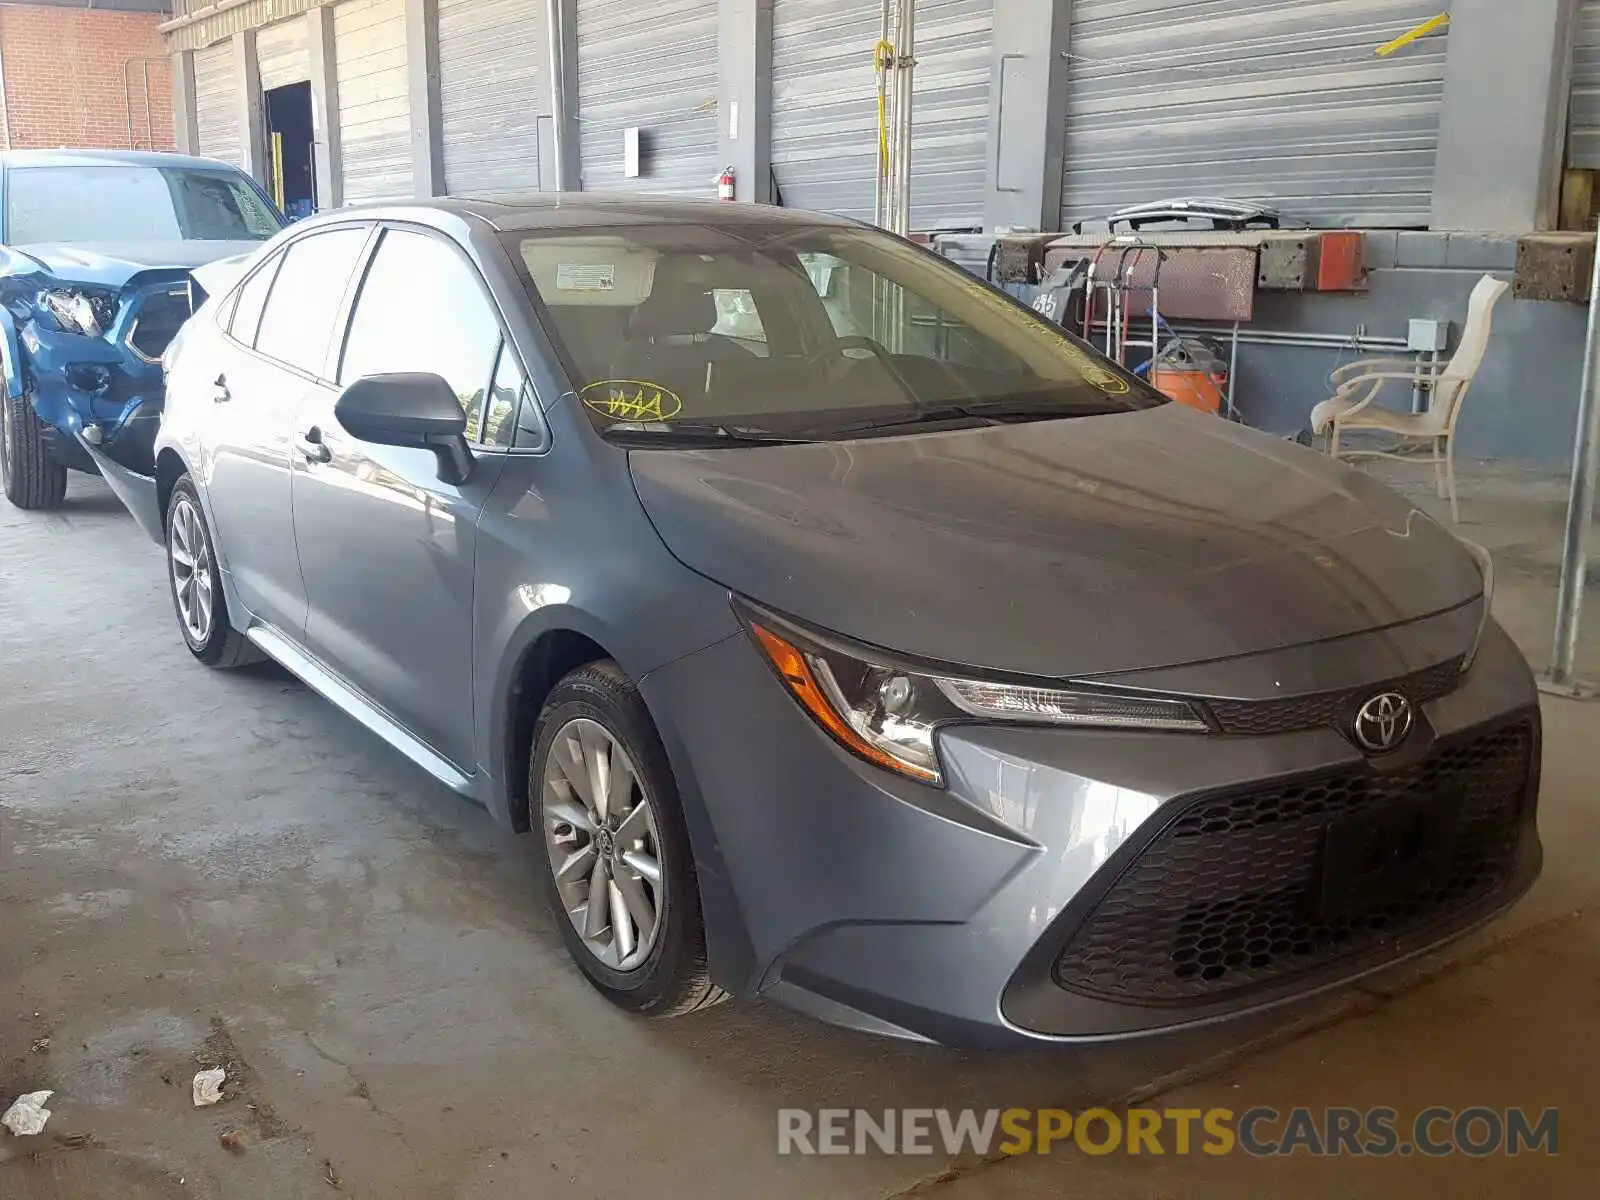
[[246, 624, 477, 798]]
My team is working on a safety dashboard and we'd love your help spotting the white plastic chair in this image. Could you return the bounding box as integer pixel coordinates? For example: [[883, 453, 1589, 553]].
[[1310, 273, 1510, 522]]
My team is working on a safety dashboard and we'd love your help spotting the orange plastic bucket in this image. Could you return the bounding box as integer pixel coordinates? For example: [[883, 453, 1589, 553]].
[[1151, 366, 1226, 415]]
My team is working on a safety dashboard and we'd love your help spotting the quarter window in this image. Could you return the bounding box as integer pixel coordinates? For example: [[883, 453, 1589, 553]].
[[339, 228, 502, 442], [227, 253, 282, 348], [479, 342, 525, 449], [254, 227, 370, 375]]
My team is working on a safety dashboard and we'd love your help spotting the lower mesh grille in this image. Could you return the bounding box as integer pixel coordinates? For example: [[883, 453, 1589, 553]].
[[1052, 719, 1536, 1005]]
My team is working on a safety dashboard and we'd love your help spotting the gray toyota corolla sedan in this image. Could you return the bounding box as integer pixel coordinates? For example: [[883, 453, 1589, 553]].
[[86, 197, 1541, 1047]]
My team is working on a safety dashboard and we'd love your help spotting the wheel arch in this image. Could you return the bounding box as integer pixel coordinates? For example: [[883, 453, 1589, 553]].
[[154, 446, 188, 527], [0, 306, 23, 399], [494, 618, 618, 834], [156, 449, 250, 631]]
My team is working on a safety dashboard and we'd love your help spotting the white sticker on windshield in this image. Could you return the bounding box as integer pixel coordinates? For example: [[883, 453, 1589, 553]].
[[556, 263, 616, 291]]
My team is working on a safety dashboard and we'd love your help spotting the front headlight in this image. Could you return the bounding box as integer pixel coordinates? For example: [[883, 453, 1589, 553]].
[[738, 602, 1208, 786], [39, 288, 114, 337]]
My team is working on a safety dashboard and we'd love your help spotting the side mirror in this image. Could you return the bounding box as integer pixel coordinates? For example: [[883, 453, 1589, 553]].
[[335, 372, 474, 485]]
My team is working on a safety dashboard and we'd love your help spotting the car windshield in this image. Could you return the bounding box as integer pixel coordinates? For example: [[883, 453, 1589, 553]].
[[5, 165, 283, 244], [502, 222, 1165, 442]]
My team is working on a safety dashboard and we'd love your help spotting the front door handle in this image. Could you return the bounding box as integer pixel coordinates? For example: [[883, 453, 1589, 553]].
[[211, 373, 230, 403], [294, 428, 331, 464]]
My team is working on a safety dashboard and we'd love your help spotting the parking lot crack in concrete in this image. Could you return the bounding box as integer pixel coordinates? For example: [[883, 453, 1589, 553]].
[[883, 906, 1588, 1198], [301, 1033, 400, 1127]]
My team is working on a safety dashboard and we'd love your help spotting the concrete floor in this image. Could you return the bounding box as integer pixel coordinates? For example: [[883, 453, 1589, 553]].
[[1, 461, 1597, 1198]]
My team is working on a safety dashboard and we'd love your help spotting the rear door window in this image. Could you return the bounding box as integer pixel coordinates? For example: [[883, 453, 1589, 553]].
[[254, 227, 370, 376]]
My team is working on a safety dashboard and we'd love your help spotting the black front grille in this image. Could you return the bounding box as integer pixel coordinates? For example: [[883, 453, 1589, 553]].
[[127, 289, 191, 361], [1205, 656, 1466, 737], [1052, 719, 1536, 1005]]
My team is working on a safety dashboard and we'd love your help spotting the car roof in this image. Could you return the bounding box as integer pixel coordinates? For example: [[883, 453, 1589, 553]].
[[0, 148, 245, 172], [292, 193, 859, 235]]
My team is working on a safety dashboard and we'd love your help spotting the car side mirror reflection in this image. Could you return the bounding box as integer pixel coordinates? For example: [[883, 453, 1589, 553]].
[[334, 372, 474, 485]]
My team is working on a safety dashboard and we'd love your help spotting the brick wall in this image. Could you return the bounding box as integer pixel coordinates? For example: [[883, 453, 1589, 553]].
[[0, 4, 174, 152]]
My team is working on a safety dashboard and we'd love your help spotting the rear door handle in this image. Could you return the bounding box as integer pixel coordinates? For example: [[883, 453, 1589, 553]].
[[294, 428, 331, 464], [211, 373, 230, 403]]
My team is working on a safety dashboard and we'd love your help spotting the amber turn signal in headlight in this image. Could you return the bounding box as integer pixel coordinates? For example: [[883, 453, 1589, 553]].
[[740, 601, 1209, 787], [747, 620, 943, 783]]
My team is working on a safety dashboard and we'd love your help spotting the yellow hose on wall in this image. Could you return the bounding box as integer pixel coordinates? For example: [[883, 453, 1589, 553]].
[[1375, 12, 1449, 57], [873, 39, 894, 174]]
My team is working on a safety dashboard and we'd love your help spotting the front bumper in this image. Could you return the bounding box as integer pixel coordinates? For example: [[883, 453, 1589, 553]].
[[72, 430, 165, 543], [642, 616, 1542, 1048], [14, 279, 183, 477]]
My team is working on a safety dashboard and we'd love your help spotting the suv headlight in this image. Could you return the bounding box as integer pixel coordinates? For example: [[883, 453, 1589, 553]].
[[738, 601, 1208, 786], [39, 288, 114, 337]]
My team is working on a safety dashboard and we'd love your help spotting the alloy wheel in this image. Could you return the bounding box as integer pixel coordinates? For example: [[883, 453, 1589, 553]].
[[168, 496, 214, 645], [542, 717, 665, 972]]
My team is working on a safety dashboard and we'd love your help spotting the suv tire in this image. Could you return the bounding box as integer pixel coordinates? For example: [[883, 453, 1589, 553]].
[[1, 392, 67, 510]]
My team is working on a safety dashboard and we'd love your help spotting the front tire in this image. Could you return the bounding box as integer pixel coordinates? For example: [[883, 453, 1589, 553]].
[[1, 391, 67, 510], [532, 660, 728, 1018], [166, 475, 260, 668]]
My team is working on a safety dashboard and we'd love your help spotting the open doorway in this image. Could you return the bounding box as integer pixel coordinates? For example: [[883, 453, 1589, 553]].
[[264, 80, 315, 219]]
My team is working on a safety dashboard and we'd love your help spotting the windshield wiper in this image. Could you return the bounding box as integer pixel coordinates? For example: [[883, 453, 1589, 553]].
[[803, 397, 1115, 439], [797, 404, 998, 438], [602, 421, 812, 446]]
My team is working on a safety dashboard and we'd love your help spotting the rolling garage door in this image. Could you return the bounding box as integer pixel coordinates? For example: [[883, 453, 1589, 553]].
[[1569, 0, 1600, 169], [194, 42, 241, 167], [256, 17, 309, 91], [1060, 0, 1450, 229], [574, 0, 718, 195], [770, 0, 992, 230], [438, 0, 544, 198], [334, 0, 412, 203]]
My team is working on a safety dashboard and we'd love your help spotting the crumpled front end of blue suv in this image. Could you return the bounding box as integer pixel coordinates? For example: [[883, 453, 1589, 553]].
[[0, 251, 190, 476]]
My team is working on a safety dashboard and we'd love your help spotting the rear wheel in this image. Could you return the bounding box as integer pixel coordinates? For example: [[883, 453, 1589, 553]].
[[1, 391, 67, 510], [166, 475, 261, 669], [532, 660, 728, 1017]]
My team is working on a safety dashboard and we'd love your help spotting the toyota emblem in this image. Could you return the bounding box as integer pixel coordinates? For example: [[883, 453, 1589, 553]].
[[1352, 692, 1414, 753]]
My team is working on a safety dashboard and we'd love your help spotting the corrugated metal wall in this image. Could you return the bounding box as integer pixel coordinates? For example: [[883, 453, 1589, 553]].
[[574, 0, 719, 194], [1060, 0, 1450, 229], [194, 42, 242, 166], [256, 16, 309, 90], [334, 0, 412, 203], [167, 0, 319, 53], [438, 0, 544, 198], [1570, 0, 1600, 169], [770, 0, 992, 229]]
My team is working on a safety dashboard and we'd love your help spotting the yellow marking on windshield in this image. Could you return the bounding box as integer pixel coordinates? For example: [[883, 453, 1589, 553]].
[[1056, 342, 1131, 395], [580, 380, 684, 422]]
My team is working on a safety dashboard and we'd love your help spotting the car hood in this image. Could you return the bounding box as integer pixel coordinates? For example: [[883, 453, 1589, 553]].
[[626, 404, 1486, 678], [9, 240, 266, 287]]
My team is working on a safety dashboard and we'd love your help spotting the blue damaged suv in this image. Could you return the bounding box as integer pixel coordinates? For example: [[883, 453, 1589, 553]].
[[0, 149, 283, 510]]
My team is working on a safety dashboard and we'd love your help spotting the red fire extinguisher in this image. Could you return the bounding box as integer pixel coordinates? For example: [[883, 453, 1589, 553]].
[[717, 165, 736, 201]]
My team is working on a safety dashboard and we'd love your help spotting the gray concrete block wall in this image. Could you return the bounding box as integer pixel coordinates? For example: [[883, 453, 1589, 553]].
[[1230, 267, 1587, 466]]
